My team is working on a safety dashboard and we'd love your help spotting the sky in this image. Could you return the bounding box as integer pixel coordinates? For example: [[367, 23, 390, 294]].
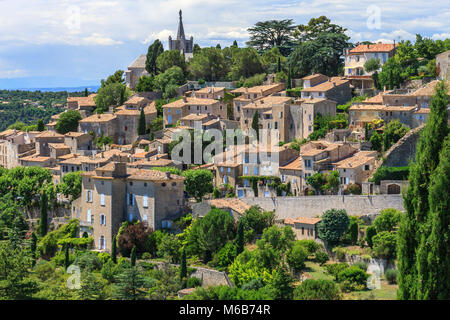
[[0, 0, 449, 89]]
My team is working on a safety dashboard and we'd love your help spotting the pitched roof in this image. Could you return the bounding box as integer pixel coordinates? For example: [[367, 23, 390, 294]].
[[285, 217, 322, 225], [210, 199, 251, 215], [302, 73, 327, 80], [195, 87, 225, 94], [349, 104, 417, 112], [349, 43, 396, 54], [279, 156, 303, 171], [411, 80, 450, 96], [128, 54, 147, 69], [301, 78, 349, 92], [162, 97, 218, 108], [231, 83, 283, 95], [35, 131, 64, 139], [241, 96, 292, 109], [333, 151, 377, 169], [127, 168, 184, 181], [48, 143, 70, 149], [67, 94, 97, 107], [79, 113, 116, 123]]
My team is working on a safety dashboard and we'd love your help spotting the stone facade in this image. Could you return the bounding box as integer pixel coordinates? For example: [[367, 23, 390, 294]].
[[168, 10, 194, 60], [436, 49, 450, 81]]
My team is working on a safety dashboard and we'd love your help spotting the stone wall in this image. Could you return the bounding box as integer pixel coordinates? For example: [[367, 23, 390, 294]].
[[241, 195, 405, 219], [382, 124, 424, 167]]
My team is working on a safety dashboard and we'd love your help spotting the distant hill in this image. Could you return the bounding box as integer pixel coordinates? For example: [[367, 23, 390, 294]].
[[15, 85, 100, 93]]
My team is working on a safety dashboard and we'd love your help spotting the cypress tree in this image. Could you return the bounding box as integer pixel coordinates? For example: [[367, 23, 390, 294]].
[[111, 235, 117, 264], [138, 107, 146, 136], [251, 111, 259, 141], [64, 245, 70, 271], [84, 88, 88, 97], [131, 246, 137, 267], [30, 232, 37, 267], [39, 192, 48, 237], [398, 80, 449, 300], [180, 248, 187, 286], [37, 119, 45, 132], [232, 40, 238, 47], [235, 221, 245, 255], [277, 57, 281, 73], [287, 69, 292, 90], [424, 136, 450, 299]]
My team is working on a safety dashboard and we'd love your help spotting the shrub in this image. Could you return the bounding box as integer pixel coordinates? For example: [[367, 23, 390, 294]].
[[117, 222, 152, 257], [337, 266, 369, 291], [366, 226, 377, 248], [314, 251, 329, 265], [384, 269, 398, 284], [213, 242, 237, 270], [332, 247, 347, 262], [373, 208, 402, 232], [347, 183, 361, 195], [33, 260, 56, 281], [141, 252, 151, 260], [370, 166, 409, 185], [325, 263, 349, 281], [186, 277, 202, 288], [296, 240, 320, 255], [73, 252, 102, 272], [372, 231, 397, 260], [294, 279, 341, 300], [352, 261, 368, 272], [287, 242, 308, 272]]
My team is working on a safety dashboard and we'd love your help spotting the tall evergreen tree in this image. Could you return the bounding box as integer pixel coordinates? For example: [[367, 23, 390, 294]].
[[235, 221, 245, 256], [137, 107, 146, 136], [145, 39, 164, 75], [179, 248, 187, 286], [37, 119, 45, 132], [277, 57, 281, 73], [30, 232, 37, 267], [287, 69, 292, 90], [251, 111, 260, 141], [111, 235, 117, 264], [113, 267, 146, 300], [64, 245, 70, 271], [39, 192, 48, 237], [131, 246, 137, 267], [84, 88, 89, 97], [398, 81, 449, 300], [424, 136, 450, 299], [232, 40, 238, 47]]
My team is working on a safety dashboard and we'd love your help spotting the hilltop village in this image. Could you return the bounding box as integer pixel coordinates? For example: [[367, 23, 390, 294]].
[[0, 11, 449, 301]]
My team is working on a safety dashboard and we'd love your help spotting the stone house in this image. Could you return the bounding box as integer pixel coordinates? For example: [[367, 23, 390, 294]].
[[79, 113, 117, 141], [344, 43, 396, 89], [35, 131, 65, 156], [302, 74, 329, 88], [231, 83, 285, 121], [48, 143, 71, 159], [19, 154, 55, 168], [333, 151, 378, 188], [162, 97, 224, 127], [77, 162, 185, 251], [296, 98, 337, 139], [349, 104, 417, 129], [64, 132, 93, 154], [284, 217, 321, 240], [67, 94, 97, 117], [279, 155, 303, 196], [209, 198, 251, 221], [0, 130, 35, 169], [192, 87, 226, 100], [125, 54, 150, 90], [436, 49, 450, 81], [301, 77, 351, 105]]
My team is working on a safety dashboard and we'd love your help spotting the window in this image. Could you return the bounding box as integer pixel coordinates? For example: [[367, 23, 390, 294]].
[[223, 175, 228, 184], [124, 126, 127, 131], [227, 167, 231, 173], [100, 193, 105, 206], [162, 182, 166, 187], [99, 236, 106, 250], [87, 209, 91, 222], [143, 194, 148, 208], [100, 214, 106, 226], [172, 182, 176, 186], [244, 166, 248, 174], [254, 167, 258, 175]]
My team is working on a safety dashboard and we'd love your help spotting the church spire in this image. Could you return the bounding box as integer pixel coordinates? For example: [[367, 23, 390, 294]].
[[177, 10, 186, 40]]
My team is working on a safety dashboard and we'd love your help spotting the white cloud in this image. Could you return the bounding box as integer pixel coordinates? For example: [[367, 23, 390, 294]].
[[0, 69, 27, 78], [431, 33, 450, 40]]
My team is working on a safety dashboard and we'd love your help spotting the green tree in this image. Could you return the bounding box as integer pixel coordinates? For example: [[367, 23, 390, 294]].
[[137, 107, 146, 136], [130, 246, 137, 267], [113, 267, 146, 300], [157, 233, 181, 263], [398, 81, 449, 300], [78, 272, 108, 300], [55, 110, 81, 134], [286, 242, 308, 272], [182, 169, 213, 202], [30, 232, 37, 267], [317, 209, 350, 244], [230, 48, 264, 80], [366, 225, 377, 248], [155, 66, 185, 93], [101, 70, 125, 88], [186, 208, 236, 262], [180, 248, 187, 285], [84, 88, 88, 97], [270, 266, 294, 300], [58, 171, 82, 201], [156, 50, 186, 73], [379, 58, 404, 90], [251, 111, 259, 141], [294, 279, 340, 300], [94, 83, 130, 113], [348, 219, 358, 244], [364, 58, 381, 73], [111, 234, 117, 264], [382, 120, 409, 151], [37, 119, 45, 132], [146, 39, 164, 75], [235, 221, 245, 256], [372, 231, 397, 260], [370, 131, 382, 152], [373, 208, 403, 232], [64, 245, 70, 271], [135, 75, 155, 92], [188, 47, 229, 81], [39, 192, 48, 237], [246, 20, 295, 56]]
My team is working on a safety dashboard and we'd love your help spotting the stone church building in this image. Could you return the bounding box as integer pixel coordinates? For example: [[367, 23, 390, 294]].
[[168, 10, 194, 60]]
